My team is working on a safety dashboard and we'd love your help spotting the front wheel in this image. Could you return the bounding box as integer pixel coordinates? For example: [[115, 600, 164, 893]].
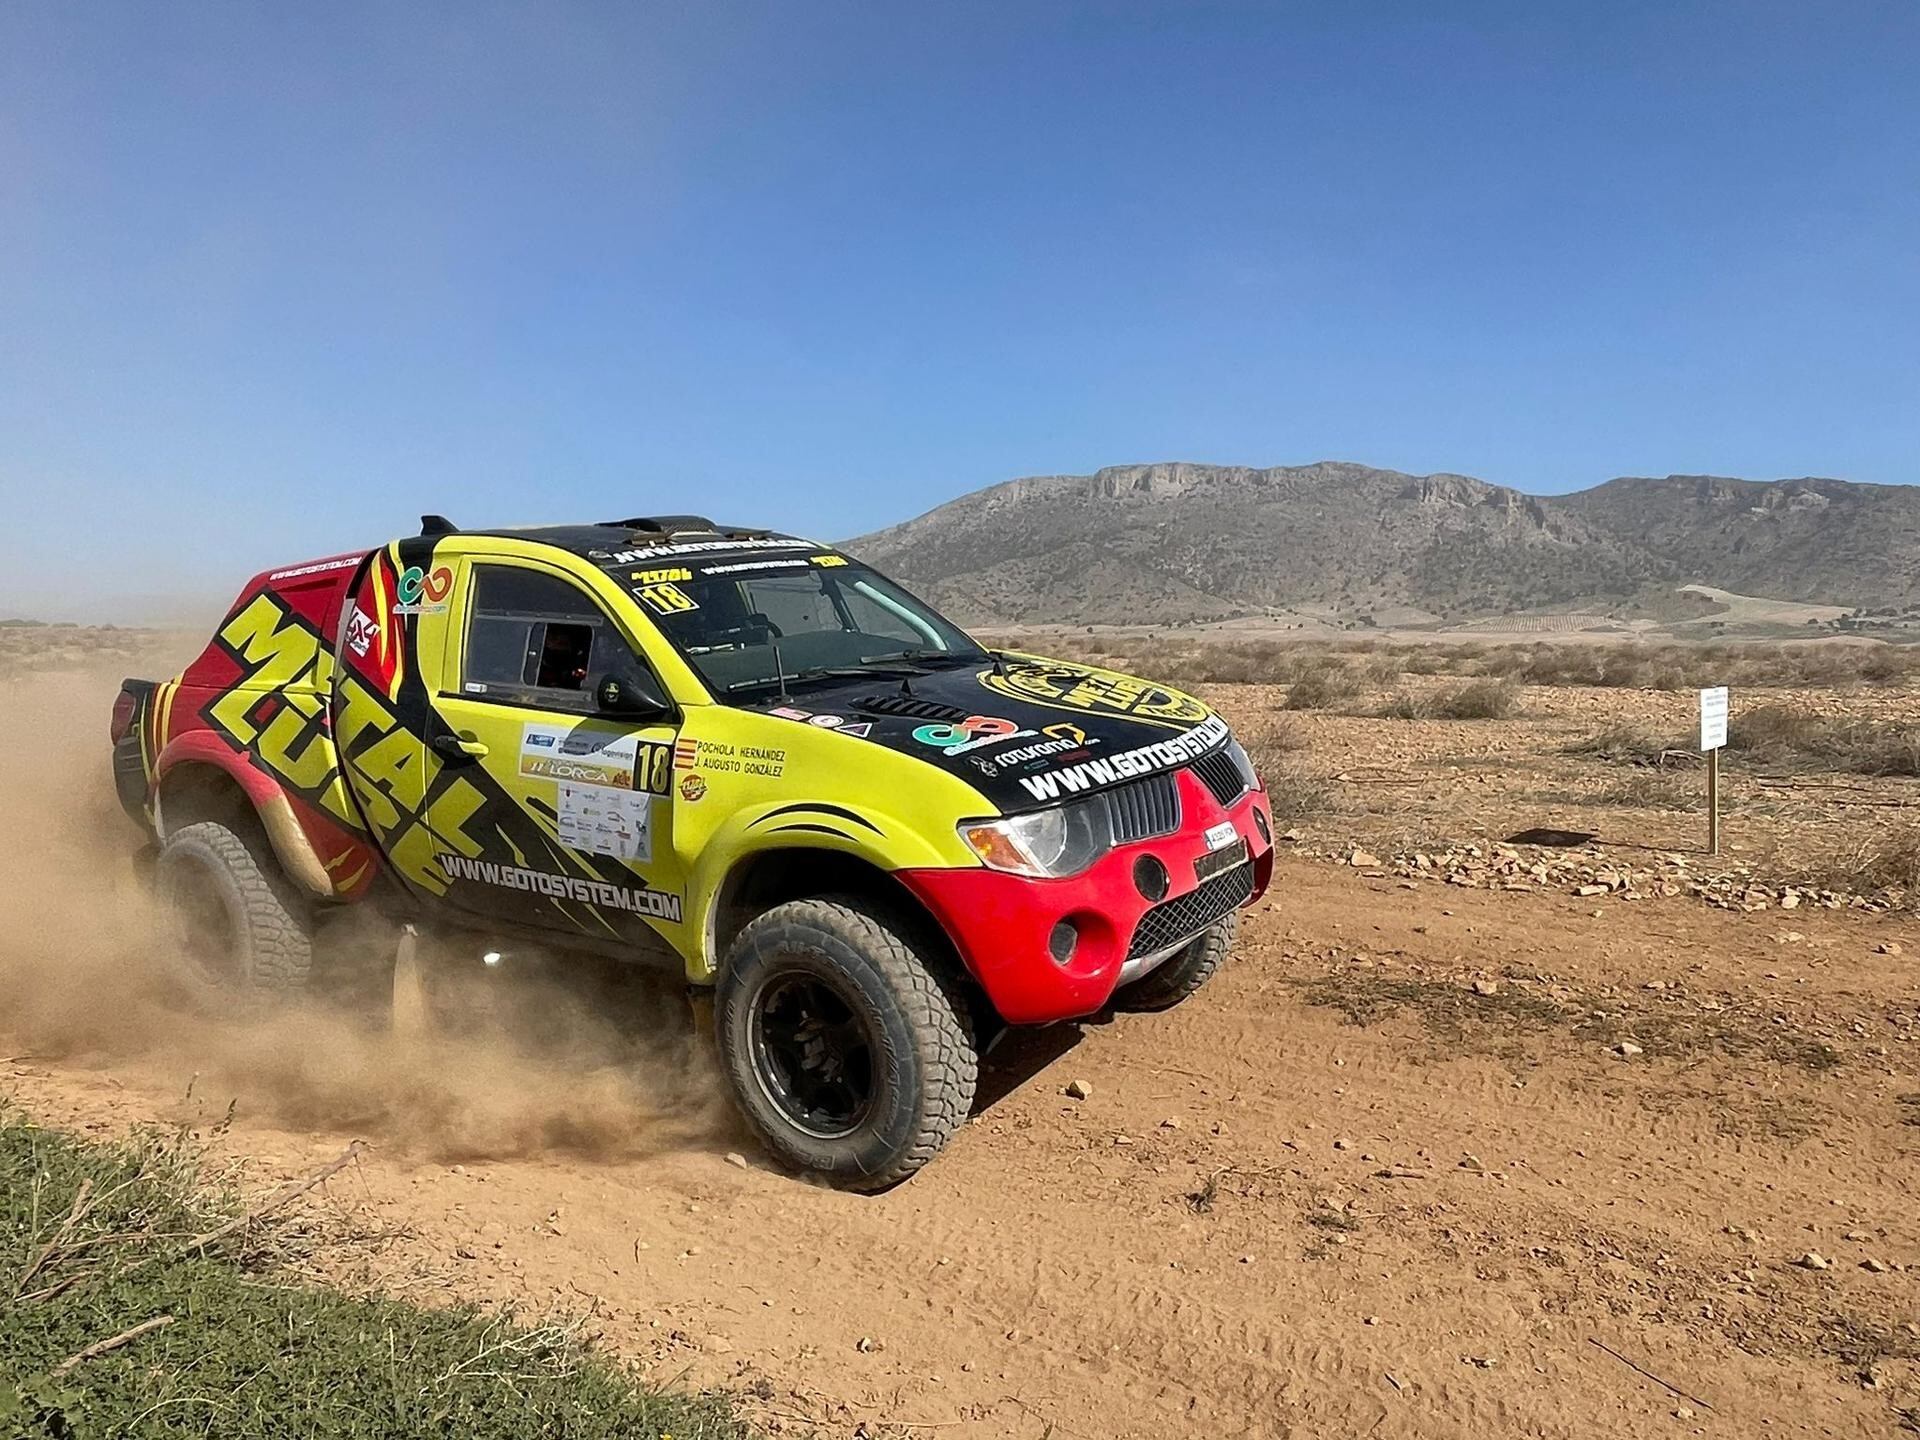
[[1111, 911, 1237, 1012], [716, 896, 977, 1191]]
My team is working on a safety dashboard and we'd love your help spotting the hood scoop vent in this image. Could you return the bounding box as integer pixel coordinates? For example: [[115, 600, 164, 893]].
[[853, 693, 971, 722]]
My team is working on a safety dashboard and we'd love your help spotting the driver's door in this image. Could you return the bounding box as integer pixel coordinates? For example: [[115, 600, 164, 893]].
[[426, 557, 687, 956]]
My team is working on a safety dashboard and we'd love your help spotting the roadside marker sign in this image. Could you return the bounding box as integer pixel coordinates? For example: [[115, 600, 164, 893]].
[[1699, 686, 1729, 752], [1699, 687, 1729, 855]]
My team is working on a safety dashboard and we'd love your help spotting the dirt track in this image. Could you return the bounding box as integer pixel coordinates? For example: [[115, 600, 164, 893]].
[[4, 661, 1918, 1437]]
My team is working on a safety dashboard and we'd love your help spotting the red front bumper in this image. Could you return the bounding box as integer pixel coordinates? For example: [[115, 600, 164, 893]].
[[897, 772, 1274, 1025]]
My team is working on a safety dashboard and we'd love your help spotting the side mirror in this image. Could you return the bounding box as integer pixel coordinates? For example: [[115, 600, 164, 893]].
[[595, 669, 672, 720]]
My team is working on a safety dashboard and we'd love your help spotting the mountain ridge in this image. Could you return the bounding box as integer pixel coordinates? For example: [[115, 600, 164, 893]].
[[850, 462, 1920, 626]]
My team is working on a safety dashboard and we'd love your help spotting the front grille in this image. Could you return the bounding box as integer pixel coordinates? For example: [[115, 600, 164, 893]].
[[1125, 860, 1255, 961], [1189, 745, 1250, 807], [1106, 773, 1180, 844]]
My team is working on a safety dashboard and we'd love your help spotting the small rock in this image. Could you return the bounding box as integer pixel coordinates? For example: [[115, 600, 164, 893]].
[[1239, 1253, 1254, 1264], [856, 1335, 882, 1353], [1160, 1117, 1182, 1130], [1842, 1229, 1871, 1242], [1459, 1153, 1486, 1172], [1795, 1251, 1832, 1271], [1472, 979, 1500, 997], [1674, 1404, 1696, 1420], [1364, 1315, 1380, 1326], [1463, 1355, 1498, 1369], [1862, 1257, 1891, 1274], [1575, 884, 1609, 897], [1334, 1137, 1353, 1151], [1876, 941, 1903, 956], [1613, 1041, 1644, 1059], [724, 1151, 749, 1169], [1064, 1079, 1093, 1101], [1350, 849, 1381, 868]]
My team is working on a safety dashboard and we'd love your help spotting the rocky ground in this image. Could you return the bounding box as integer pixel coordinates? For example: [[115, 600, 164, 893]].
[[3, 643, 1917, 1438]]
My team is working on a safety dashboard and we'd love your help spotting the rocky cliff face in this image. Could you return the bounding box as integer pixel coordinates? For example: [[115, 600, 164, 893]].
[[849, 463, 1919, 625]]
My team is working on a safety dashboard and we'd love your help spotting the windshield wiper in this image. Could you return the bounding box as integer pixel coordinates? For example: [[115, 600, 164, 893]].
[[724, 662, 924, 696], [859, 648, 983, 670]]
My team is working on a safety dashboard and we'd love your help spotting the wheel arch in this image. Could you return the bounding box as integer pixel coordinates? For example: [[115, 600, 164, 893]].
[[703, 845, 975, 996], [153, 740, 336, 901]]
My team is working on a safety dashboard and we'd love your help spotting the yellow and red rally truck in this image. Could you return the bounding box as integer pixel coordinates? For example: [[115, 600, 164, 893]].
[[111, 515, 1274, 1187]]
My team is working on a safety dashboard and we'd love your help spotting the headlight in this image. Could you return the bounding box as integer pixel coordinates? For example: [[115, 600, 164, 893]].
[[959, 796, 1114, 878], [1226, 737, 1262, 792]]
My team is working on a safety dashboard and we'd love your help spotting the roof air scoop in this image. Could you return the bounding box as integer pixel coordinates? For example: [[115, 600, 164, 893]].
[[420, 514, 459, 536], [598, 514, 718, 534]]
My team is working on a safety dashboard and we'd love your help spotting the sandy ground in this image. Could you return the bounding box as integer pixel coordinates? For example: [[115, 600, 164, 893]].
[[4, 657, 1918, 1438]]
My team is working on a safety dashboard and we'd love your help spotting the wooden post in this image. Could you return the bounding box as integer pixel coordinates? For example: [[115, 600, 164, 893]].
[[1699, 685, 1729, 858], [1706, 747, 1720, 857]]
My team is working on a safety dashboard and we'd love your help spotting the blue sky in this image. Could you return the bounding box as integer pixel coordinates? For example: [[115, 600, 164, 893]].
[[2, 2, 1915, 618]]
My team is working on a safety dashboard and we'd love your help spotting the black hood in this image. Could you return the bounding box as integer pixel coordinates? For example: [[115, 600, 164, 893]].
[[734, 656, 1231, 812]]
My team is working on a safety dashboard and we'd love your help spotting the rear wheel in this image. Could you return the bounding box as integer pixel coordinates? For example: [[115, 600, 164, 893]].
[[717, 896, 976, 1190], [154, 820, 313, 1010], [1112, 911, 1237, 1012]]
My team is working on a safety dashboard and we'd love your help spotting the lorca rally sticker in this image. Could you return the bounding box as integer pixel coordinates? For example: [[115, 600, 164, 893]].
[[1017, 715, 1231, 801], [520, 722, 672, 794]]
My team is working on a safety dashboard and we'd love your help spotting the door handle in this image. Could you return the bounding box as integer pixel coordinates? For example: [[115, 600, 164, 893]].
[[432, 733, 489, 761]]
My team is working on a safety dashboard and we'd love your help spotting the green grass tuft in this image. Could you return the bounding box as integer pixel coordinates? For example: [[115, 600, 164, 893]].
[[0, 1112, 753, 1439]]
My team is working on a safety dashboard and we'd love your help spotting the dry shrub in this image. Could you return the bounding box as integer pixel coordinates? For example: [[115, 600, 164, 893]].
[[1793, 826, 1920, 905], [1482, 641, 1920, 691], [1564, 725, 1694, 767], [1283, 667, 1362, 711], [1435, 678, 1519, 719], [1378, 679, 1518, 720], [1262, 770, 1334, 823], [1726, 706, 1920, 776], [1593, 771, 1701, 810]]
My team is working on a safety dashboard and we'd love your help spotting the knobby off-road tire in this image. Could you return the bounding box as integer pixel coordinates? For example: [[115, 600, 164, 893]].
[[717, 896, 977, 1191], [154, 819, 314, 1012], [1111, 910, 1238, 1012]]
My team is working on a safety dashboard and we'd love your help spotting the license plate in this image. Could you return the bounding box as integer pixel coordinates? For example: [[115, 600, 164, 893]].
[[1194, 837, 1249, 883]]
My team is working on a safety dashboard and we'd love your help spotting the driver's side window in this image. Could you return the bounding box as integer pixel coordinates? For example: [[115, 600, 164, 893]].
[[461, 566, 652, 713]]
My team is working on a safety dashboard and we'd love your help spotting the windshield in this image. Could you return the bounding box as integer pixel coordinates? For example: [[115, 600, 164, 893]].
[[622, 553, 985, 695]]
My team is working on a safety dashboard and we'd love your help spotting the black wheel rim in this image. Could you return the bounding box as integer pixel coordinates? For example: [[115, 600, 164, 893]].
[[168, 865, 242, 987], [748, 971, 878, 1140]]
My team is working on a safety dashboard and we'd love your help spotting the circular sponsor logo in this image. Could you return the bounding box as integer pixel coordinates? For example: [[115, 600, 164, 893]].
[[679, 773, 708, 802]]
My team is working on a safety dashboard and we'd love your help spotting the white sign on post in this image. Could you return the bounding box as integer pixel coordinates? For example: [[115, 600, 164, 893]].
[[1699, 686, 1729, 751]]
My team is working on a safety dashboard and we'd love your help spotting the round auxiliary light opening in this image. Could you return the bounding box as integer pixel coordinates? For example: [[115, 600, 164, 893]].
[[1133, 854, 1170, 903], [1048, 920, 1079, 966]]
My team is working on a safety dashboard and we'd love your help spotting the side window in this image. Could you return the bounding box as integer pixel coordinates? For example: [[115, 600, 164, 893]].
[[461, 566, 653, 712]]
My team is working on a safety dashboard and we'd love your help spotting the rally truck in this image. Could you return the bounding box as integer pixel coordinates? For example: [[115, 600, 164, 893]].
[[110, 515, 1274, 1188]]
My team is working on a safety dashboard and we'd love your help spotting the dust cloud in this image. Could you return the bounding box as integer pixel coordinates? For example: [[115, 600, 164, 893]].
[[0, 660, 732, 1162]]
